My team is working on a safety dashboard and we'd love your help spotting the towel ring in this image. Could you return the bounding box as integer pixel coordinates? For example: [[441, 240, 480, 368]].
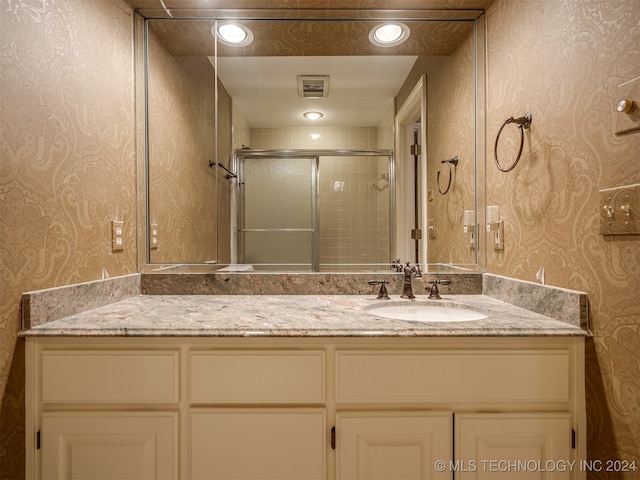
[[494, 112, 532, 172], [437, 156, 459, 195]]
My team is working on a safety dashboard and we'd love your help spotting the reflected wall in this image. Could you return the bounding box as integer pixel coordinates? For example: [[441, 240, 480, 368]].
[[396, 27, 478, 267], [147, 26, 218, 263]]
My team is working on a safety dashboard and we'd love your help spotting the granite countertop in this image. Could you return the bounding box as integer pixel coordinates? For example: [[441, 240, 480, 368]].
[[20, 294, 588, 337]]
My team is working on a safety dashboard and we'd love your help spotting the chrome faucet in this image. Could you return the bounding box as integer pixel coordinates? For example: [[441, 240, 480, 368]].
[[400, 262, 422, 299], [427, 279, 452, 299]]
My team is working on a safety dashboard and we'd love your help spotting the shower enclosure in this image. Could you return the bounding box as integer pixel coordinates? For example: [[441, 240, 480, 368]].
[[233, 149, 394, 271]]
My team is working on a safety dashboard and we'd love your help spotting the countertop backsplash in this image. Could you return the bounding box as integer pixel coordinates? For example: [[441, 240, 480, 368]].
[[21, 271, 589, 334], [483, 273, 588, 329]]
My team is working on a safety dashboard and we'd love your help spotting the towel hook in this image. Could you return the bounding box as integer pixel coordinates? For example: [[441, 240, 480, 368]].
[[494, 112, 532, 172], [437, 156, 459, 195]]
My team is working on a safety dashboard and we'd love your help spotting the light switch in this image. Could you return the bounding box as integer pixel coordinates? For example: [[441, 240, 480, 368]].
[[600, 184, 640, 235], [492, 220, 504, 250], [428, 219, 436, 238]]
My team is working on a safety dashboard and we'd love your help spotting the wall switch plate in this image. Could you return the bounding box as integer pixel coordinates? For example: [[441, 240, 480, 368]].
[[150, 223, 159, 250], [492, 220, 504, 250], [600, 184, 640, 235], [111, 220, 124, 252]]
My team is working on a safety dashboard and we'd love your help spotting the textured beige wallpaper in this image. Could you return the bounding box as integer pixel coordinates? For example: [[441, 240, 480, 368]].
[[485, 0, 640, 473], [423, 32, 476, 267], [395, 30, 477, 268], [0, 0, 137, 476], [147, 28, 218, 263], [146, 24, 232, 265], [1, 1, 639, 478]]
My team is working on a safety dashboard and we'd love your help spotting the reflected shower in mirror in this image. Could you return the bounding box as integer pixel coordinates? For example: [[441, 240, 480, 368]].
[[144, 13, 485, 272]]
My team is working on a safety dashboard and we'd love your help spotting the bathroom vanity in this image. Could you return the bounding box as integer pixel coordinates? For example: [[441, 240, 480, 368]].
[[22, 290, 589, 480]]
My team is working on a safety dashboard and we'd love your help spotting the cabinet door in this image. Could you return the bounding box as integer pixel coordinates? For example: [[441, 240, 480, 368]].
[[41, 412, 177, 480], [191, 409, 325, 480], [455, 413, 573, 479], [336, 412, 452, 480]]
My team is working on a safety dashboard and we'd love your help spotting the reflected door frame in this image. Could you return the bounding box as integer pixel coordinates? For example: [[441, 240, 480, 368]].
[[395, 75, 427, 267]]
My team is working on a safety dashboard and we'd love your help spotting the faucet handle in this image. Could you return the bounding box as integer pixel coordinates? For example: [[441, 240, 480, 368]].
[[368, 280, 390, 300], [391, 259, 403, 272], [427, 279, 451, 299]]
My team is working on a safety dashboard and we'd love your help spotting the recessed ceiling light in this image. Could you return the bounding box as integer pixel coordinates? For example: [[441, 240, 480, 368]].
[[303, 111, 323, 120], [369, 23, 410, 47], [214, 22, 254, 47]]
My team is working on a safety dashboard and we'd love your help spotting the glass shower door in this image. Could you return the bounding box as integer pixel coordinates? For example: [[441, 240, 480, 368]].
[[239, 156, 317, 270]]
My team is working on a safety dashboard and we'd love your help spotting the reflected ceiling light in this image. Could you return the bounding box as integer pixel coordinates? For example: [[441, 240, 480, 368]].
[[369, 23, 410, 47], [303, 111, 324, 120], [214, 22, 254, 47], [310, 133, 321, 140]]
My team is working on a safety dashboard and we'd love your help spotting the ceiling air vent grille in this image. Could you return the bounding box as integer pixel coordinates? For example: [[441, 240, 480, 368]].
[[297, 75, 330, 98]]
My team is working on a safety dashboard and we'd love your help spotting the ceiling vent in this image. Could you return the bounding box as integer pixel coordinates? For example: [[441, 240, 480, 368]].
[[297, 75, 330, 98]]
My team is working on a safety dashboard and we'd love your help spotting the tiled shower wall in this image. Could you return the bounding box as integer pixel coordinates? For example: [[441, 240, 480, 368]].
[[237, 123, 393, 268]]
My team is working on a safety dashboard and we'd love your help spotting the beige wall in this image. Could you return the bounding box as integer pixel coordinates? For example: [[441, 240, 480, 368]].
[[1, 1, 639, 478], [147, 28, 218, 263], [0, 0, 137, 476], [485, 0, 640, 472], [396, 28, 477, 267], [424, 31, 476, 266]]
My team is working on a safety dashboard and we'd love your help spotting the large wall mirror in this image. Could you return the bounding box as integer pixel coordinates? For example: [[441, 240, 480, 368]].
[[142, 8, 486, 273]]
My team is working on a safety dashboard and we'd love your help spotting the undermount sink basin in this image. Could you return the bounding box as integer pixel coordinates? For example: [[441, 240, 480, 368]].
[[366, 303, 488, 322]]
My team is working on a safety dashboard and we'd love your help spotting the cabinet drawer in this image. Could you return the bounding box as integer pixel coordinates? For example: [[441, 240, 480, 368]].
[[190, 351, 325, 403], [41, 350, 179, 403], [336, 350, 571, 404]]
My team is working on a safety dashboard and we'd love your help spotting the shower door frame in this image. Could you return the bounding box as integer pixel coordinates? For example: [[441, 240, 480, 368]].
[[233, 149, 395, 271]]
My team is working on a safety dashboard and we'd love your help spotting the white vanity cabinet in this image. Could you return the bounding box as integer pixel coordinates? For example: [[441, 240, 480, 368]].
[[336, 412, 452, 480], [333, 341, 583, 480], [40, 412, 177, 480], [454, 413, 573, 479], [188, 350, 326, 480], [31, 347, 180, 479], [26, 336, 586, 480]]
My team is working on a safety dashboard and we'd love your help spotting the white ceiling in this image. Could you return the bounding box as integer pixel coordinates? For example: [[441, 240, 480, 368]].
[[216, 56, 418, 128]]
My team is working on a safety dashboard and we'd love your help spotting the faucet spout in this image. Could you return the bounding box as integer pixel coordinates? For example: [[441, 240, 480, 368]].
[[400, 262, 418, 299]]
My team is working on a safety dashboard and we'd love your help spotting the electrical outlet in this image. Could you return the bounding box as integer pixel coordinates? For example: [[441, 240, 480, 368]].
[[150, 223, 159, 250], [111, 220, 124, 252]]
